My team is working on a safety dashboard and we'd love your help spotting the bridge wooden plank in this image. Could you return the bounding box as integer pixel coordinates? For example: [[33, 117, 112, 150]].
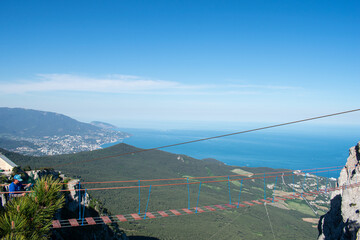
[[194, 207, 205, 213], [234, 202, 246, 207], [101, 216, 112, 224], [215, 205, 226, 210], [251, 200, 263, 205], [243, 201, 254, 206], [267, 197, 279, 202], [225, 204, 236, 208], [259, 199, 271, 203], [130, 214, 142, 220], [116, 215, 128, 222], [182, 208, 194, 214], [145, 212, 156, 219], [52, 220, 61, 228], [274, 196, 286, 201], [283, 195, 295, 199], [204, 206, 216, 211], [169, 210, 182, 216], [68, 219, 79, 227], [158, 211, 169, 217], [86, 217, 96, 225]]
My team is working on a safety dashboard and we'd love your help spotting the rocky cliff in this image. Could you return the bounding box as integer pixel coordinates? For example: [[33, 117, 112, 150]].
[[318, 142, 360, 239], [52, 178, 128, 240]]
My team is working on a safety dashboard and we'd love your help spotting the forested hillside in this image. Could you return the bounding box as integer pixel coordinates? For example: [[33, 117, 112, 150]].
[[0, 144, 323, 239]]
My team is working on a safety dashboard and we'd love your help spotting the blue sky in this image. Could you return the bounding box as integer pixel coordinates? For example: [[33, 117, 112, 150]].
[[0, 0, 359, 130]]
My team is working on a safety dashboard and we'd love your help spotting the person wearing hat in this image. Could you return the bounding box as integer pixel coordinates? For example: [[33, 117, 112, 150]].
[[8, 174, 31, 197]]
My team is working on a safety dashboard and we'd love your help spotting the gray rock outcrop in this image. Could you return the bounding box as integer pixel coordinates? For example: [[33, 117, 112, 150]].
[[318, 142, 360, 239]]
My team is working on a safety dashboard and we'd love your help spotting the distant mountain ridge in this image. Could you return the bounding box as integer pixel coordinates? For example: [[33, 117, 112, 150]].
[[0, 107, 128, 156], [0, 107, 103, 137], [90, 121, 118, 130]]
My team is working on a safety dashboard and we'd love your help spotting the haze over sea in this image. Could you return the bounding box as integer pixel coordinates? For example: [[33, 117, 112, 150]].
[[101, 124, 360, 178]]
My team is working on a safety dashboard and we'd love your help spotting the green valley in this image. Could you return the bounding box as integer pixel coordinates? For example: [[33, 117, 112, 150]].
[[0, 143, 332, 239]]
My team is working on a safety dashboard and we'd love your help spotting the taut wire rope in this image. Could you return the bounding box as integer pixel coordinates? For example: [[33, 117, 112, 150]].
[[49, 109, 360, 168]]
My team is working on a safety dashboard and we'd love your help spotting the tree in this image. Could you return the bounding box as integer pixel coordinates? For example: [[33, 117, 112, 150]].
[[0, 176, 65, 239]]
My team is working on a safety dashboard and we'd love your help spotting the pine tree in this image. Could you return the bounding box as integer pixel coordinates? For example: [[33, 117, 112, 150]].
[[0, 176, 65, 239]]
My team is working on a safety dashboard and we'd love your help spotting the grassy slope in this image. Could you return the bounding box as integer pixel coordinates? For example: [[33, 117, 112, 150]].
[[2, 144, 318, 239]]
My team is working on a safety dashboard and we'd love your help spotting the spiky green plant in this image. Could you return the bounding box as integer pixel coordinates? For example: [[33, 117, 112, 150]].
[[0, 176, 65, 240]]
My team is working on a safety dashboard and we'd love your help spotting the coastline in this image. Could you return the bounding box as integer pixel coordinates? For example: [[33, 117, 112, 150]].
[[100, 128, 358, 178]]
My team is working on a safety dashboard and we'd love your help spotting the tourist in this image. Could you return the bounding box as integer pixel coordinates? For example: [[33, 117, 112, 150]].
[[9, 174, 31, 197]]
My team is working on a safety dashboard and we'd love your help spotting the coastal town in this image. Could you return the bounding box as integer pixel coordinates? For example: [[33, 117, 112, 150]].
[[3, 131, 129, 156]]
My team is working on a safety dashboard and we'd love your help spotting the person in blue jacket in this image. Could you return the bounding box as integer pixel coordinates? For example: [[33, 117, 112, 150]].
[[8, 174, 31, 197]]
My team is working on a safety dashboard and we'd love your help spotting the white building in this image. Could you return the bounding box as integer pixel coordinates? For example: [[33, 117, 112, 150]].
[[0, 153, 17, 172]]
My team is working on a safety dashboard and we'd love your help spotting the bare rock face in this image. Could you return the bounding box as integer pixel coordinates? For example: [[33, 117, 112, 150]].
[[53, 178, 128, 240], [318, 142, 360, 239]]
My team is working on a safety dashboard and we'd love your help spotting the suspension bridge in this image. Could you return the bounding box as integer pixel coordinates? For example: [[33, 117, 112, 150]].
[[51, 164, 357, 229], [2, 164, 357, 229]]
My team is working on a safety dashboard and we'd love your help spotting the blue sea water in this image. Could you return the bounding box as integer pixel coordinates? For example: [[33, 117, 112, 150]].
[[103, 126, 360, 178]]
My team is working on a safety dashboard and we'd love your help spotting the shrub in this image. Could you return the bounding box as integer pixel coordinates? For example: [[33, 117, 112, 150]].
[[0, 176, 65, 239]]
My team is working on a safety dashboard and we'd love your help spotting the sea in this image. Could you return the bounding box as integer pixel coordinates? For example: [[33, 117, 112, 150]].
[[101, 125, 360, 178]]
